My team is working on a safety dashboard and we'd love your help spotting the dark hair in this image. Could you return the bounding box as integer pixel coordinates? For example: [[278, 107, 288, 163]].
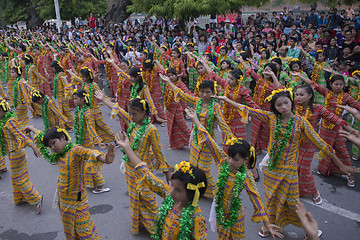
[[128, 97, 150, 116], [315, 50, 325, 62], [1, 52, 8, 58], [261, 49, 270, 59], [263, 62, 277, 78], [73, 89, 90, 106], [51, 60, 64, 73], [120, 59, 131, 67], [129, 67, 145, 93], [142, 58, 154, 69], [289, 59, 301, 70], [23, 54, 34, 65], [32, 91, 45, 103], [80, 67, 94, 82], [172, 48, 181, 58], [271, 57, 282, 66], [229, 68, 243, 80], [18, 44, 26, 52], [166, 67, 177, 76], [199, 80, 214, 93], [171, 164, 207, 203], [219, 46, 228, 52], [296, 84, 314, 112], [11, 66, 22, 76], [289, 37, 297, 42], [270, 91, 294, 116], [329, 74, 345, 90], [228, 139, 256, 169], [43, 127, 69, 147], [220, 59, 231, 69], [240, 51, 250, 61]]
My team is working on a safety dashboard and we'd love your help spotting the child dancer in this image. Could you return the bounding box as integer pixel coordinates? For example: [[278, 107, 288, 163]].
[[218, 88, 359, 237], [115, 131, 207, 239], [186, 107, 282, 240], [27, 126, 115, 239], [0, 98, 43, 214], [94, 95, 171, 235]]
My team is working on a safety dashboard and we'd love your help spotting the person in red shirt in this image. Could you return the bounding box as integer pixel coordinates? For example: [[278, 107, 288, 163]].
[[88, 12, 96, 32]]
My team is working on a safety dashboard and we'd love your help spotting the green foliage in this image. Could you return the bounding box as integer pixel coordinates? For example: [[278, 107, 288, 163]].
[[128, 0, 266, 21], [0, 0, 107, 25]]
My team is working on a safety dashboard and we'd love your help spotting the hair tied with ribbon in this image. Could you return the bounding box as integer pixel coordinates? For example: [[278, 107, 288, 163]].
[[265, 88, 294, 102], [187, 182, 205, 207], [0, 99, 10, 111]]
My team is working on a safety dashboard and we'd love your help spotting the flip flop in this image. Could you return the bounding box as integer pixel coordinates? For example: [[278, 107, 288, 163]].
[[304, 230, 322, 239], [0, 168, 7, 173], [258, 226, 269, 238], [92, 187, 111, 194], [347, 175, 355, 188], [36, 195, 43, 215], [312, 192, 323, 205]]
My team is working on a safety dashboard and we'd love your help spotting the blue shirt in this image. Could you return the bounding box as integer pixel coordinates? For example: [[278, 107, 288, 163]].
[[287, 46, 300, 58]]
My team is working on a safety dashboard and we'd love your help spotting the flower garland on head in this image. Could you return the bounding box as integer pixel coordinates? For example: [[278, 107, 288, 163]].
[[223, 81, 241, 123], [152, 161, 205, 240], [268, 115, 294, 170], [311, 61, 325, 83], [41, 95, 50, 130], [0, 111, 15, 156], [323, 90, 343, 129], [12, 77, 21, 108], [215, 161, 246, 228], [164, 78, 180, 110], [35, 129, 73, 164], [121, 116, 151, 163], [82, 82, 93, 106], [53, 73, 59, 99], [74, 105, 89, 145], [193, 98, 215, 148]]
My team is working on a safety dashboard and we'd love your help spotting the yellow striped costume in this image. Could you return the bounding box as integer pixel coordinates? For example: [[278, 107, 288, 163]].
[[198, 125, 269, 239], [14, 78, 30, 129], [26, 65, 47, 116], [134, 162, 207, 239], [54, 72, 74, 129], [173, 87, 233, 198], [44, 98, 67, 129], [0, 83, 7, 100], [112, 105, 170, 235], [237, 105, 335, 229], [3, 117, 42, 205], [76, 107, 104, 189], [0, 156, 6, 171]]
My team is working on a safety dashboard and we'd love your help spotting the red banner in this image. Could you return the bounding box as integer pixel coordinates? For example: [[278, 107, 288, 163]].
[[217, 12, 238, 24]]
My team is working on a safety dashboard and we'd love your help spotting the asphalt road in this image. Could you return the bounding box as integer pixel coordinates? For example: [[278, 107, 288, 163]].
[[0, 86, 360, 240]]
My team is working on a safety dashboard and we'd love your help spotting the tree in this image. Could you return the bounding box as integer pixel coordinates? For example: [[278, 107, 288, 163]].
[[0, 0, 107, 27], [106, 0, 132, 25]]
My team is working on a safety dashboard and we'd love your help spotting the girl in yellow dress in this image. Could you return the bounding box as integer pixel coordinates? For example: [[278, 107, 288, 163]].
[[94, 94, 171, 235], [73, 89, 109, 194], [26, 126, 115, 240], [161, 75, 233, 198], [115, 131, 207, 240], [218, 89, 359, 238]]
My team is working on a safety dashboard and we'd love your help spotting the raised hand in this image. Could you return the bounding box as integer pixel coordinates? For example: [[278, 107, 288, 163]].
[[94, 90, 106, 101], [115, 131, 130, 149]]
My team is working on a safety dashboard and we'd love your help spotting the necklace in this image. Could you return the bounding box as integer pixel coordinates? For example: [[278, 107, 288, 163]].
[[311, 61, 325, 83], [152, 195, 195, 240], [323, 90, 343, 129], [53, 72, 60, 99], [193, 98, 215, 148], [296, 104, 312, 121], [12, 77, 21, 108], [121, 117, 151, 162], [0, 111, 15, 156], [268, 115, 294, 170], [74, 105, 89, 145], [215, 162, 246, 228], [164, 79, 180, 110], [42, 96, 50, 130], [253, 79, 270, 107], [223, 84, 240, 123], [130, 82, 140, 99]]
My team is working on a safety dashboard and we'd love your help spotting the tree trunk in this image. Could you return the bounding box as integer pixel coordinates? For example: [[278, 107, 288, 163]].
[[27, 5, 43, 29], [105, 0, 132, 26]]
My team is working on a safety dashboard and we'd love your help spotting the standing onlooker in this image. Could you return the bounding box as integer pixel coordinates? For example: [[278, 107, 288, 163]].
[[97, 13, 105, 32], [88, 12, 96, 33]]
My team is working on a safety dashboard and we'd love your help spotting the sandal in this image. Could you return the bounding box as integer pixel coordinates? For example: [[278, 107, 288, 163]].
[[0, 168, 7, 173], [347, 175, 355, 188], [92, 187, 111, 194], [99, 143, 107, 149], [352, 155, 359, 161], [312, 192, 323, 205], [161, 122, 167, 127], [36, 195, 43, 215], [258, 226, 269, 238], [303, 230, 322, 239]]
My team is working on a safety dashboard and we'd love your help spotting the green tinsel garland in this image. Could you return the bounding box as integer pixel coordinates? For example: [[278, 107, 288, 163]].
[[12, 77, 21, 108], [215, 162, 246, 228], [130, 82, 139, 99], [82, 82, 93, 106], [121, 117, 150, 163], [268, 116, 294, 170], [74, 105, 89, 145], [42, 96, 50, 130], [24, 64, 33, 81], [35, 131, 74, 164], [0, 111, 15, 156], [152, 195, 195, 240], [193, 98, 215, 148], [53, 73, 59, 99]]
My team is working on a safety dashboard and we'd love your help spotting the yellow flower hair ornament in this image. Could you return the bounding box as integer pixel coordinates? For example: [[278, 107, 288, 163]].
[[0, 99, 10, 111], [238, 75, 244, 82], [31, 90, 42, 98], [174, 161, 194, 178], [187, 182, 205, 207], [265, 88, 294, 102], [145, 59, 151, 63], [271, 56, 279, 61], [225, 136, 243, 145], [352, 70, 360, 76], [291, 58, 299, 62], [57, 128, 71, 141], [316, 49, 323, 53]]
